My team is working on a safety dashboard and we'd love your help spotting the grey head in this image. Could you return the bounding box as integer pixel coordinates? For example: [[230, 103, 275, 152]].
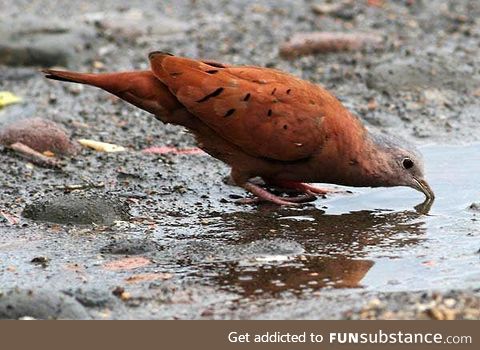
[[368, 130, 435, 202]]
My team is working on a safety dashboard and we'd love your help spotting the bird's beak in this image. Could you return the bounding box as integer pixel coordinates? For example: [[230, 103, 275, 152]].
[[413, 177, 435, 201]]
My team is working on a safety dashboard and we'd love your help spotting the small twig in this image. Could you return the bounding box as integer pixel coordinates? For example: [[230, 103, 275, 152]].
[[9, 142, 61, 168]]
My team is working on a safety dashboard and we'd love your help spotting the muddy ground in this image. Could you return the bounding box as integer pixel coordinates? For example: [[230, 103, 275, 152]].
[[0, 0, 479, 319]]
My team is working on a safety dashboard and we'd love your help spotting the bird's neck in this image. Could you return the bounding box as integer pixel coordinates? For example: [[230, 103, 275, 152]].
[[355, 138, 395, 187], [326, 116, 394, 188]]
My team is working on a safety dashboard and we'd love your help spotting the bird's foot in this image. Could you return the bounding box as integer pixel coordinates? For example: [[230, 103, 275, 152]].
[[239, 182, 317, 206], [269, 180, 340, 195]]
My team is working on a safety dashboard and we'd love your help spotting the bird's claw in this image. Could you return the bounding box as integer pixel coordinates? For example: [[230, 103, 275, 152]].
[[238, 181, 324, 206]]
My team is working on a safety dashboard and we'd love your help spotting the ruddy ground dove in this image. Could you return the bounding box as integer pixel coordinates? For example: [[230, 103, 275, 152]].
[[42, 52, 434, 205]]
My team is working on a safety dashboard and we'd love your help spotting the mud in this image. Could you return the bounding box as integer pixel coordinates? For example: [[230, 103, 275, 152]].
[[1, 0, 479, 319]]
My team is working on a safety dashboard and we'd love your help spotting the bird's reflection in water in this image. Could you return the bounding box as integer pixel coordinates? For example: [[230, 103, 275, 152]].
[[205, 206, 427, 298], [216, 256, 374, 297]]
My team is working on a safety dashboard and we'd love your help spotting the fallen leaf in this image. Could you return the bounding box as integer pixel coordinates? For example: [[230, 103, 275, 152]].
[[0, 91, 21, 108], [78, 139, 126, 152], [142, 146, 205, 155], [103, 257, 151, 271], [125, 272, 172, 284]]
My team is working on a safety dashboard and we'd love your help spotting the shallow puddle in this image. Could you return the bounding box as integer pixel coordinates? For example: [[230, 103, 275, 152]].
[[200, 143, 480, 298], [1, 143, 479, 317]]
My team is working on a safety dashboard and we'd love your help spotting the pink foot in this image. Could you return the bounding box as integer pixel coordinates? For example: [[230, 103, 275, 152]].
[[270, 180, 340, 195], [240, 182, 306, 206]]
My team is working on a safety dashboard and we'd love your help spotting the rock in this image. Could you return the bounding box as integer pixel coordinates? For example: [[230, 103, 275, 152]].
[[469, 202, 480, 211], [64, 289, 115, 308], [347, 290, 480, 320], [0, 289, 90, 319], [22, 194, 130, 225], [30, 256, 50, 267], [83, 9, 189, 42], [0, 117, 79, 156], [0, 15, 95, 67], [366, 55, 479, 93], [280, 32, 383, 58]]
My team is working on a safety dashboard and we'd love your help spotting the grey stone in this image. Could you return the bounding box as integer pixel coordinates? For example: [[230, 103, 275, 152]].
[[0, 15, 95, 67], [469, 203, 480, 211], [0, 289, 90, 319], [22, 194, 130, 225], [83, 9, 190, 42], [366, 55, 479, 94]]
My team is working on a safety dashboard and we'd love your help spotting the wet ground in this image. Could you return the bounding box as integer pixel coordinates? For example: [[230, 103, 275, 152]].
[[1, 0, 479, 319]]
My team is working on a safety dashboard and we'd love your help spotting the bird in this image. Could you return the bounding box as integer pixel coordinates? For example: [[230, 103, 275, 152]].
[[42, 52, 434, 206]]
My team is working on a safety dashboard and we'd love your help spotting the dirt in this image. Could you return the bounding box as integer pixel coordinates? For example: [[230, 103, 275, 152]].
[[0, 0, 479, 319]]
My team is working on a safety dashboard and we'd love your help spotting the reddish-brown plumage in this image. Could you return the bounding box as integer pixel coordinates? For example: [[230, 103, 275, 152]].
[[42, 52, 434, 205]]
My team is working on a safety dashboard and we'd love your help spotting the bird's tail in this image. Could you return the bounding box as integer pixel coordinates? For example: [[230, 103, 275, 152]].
[[42, 69, 183, 117], [42, 69, 101, 85]]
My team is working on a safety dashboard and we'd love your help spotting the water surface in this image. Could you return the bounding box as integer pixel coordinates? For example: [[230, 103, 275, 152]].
[[199, 143, 480, 297]]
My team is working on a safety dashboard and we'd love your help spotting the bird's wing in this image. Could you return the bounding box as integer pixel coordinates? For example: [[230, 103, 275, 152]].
[[150, 53, 342, 161]]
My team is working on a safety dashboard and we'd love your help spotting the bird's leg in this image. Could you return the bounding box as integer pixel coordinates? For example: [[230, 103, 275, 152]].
[[230, 169, 313, 205], [242, 182, 301, 205], [230, 168, 319, 205], [268, 180, 338, 195], [238, 184, 317, 205]]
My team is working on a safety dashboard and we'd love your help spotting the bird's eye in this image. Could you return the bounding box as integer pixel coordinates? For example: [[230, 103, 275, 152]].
[[402, 158, 414, 169]]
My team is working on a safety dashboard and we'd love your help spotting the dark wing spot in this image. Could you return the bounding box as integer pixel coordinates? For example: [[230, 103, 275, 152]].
[[286, 89, 291, 95], [196, 87, 224, 103], [283, 124, 288, 130], [267, 109, 272, 116], [206, 70, 219, 74], [202, 60, 227, 68], [271, 88, 277, 95], [243, 93, 251, 101], [223, 109, 236, 117]]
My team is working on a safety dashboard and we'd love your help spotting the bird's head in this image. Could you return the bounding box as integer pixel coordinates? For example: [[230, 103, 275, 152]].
[[368, 131, 435, 201]]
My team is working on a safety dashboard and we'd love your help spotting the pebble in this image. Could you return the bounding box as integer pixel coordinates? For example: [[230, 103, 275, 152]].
[[0, 16, 95, 67], [0, 289, 90, 319], [22, 194, 130, 225], [366, 56, 479, 94], [468, 202, 480, 211], [83, 9, 189, 42]]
